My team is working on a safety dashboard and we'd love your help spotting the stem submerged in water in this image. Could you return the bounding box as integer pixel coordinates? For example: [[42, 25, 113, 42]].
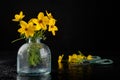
[[28, 43, 41, 67]]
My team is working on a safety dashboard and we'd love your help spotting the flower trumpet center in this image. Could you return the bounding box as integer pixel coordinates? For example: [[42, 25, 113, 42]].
[[39, 20, 43, 24], [50, 25, 54, 28], [25, 28, 28, 31]]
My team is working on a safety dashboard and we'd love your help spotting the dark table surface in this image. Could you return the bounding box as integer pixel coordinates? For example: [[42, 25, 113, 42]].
[[0, 51, 120, 80]]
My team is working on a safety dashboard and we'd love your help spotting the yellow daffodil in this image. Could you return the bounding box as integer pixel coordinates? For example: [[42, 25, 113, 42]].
[[48, 18, 58, 36], [72, 54, 77, 59], [58, 54, 64, 63], [68, 54, 78, 63], [29, 18, 42, 31], [18, 21, 35, 38], [12, 11, 25, 22], [35, 12, 49, 30], [68, 53, 88, 63], [86, 55, 93, 60]]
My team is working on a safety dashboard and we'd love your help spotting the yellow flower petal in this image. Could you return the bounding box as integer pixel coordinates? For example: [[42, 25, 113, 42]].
[[20, 21, 28, 28], [48, 25, 58, 36], [43, 16, 49, 25], [38, 12, 44, 20], [46, 10, 53, 19], [18, 28, 24, 34], [49, 18, 56, 25], [12, 11, 25, 22]]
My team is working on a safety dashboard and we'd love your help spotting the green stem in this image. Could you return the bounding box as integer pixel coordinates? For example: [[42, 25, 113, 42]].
[[11, 37, 25, 43], [28, 43, 41, 66]]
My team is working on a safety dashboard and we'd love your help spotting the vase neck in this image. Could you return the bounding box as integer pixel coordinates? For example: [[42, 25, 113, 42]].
[[28, 38, 42, 43]]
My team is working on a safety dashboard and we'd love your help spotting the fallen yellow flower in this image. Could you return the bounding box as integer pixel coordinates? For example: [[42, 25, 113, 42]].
[[86, 55, 93, 60], [58, 54, 64, 63], [58, 51, 93, 64]]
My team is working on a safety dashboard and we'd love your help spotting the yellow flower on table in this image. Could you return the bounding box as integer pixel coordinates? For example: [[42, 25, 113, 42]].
[[77, 54, 85, 60], [68, 54, 85, 63], [58, 54, 64, 69], [12, 11, 25, 22], [18, 21, 35, 38], [86, 55, 93, 60], [68, 54, 78, 63], [58, 51, 94, 64], [58, 54, 64, 63]]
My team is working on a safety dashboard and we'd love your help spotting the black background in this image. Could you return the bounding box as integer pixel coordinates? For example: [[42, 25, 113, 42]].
[[0, 0, 118, 57]]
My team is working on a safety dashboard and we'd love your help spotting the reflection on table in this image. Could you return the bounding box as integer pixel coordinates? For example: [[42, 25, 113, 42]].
[[17, 74, 51, 80], [58, 62, 92, 80]]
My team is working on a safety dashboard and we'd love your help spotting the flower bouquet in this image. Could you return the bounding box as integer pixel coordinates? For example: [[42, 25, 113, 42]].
[[12, 10, 58, 75]]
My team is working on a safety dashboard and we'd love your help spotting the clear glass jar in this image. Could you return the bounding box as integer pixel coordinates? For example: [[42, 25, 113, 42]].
[[17, 38, 51, 76]]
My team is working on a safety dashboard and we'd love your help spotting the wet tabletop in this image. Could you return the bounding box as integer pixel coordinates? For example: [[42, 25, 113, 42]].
[[0, 51, 120, 80]]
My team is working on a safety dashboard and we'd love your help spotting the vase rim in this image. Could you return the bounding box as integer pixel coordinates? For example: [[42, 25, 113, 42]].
[[28, 37, 42, 43]]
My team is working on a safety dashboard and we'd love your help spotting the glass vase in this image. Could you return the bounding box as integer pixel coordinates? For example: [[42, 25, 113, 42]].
[[17, 38, 51, 76]]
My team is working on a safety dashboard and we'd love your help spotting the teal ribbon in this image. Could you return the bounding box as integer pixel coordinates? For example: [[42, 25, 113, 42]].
[[89, 56, 113, 65]]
